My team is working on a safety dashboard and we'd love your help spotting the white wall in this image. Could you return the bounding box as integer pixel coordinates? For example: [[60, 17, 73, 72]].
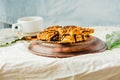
[[0, 0, 120, 28]]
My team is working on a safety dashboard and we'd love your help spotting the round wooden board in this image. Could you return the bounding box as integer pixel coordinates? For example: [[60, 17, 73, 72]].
[[28, 36, 107, 58]]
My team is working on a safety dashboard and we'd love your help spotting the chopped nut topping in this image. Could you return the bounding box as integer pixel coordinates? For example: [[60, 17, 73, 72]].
[[37, 25, 94, 43]]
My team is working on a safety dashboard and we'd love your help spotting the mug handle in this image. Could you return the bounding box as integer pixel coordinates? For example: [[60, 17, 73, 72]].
[[12, 23, 22, 32]]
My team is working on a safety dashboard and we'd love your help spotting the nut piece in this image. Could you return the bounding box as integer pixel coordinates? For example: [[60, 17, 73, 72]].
[[61, 35, 75, 43], [75, 35, 83, 42]]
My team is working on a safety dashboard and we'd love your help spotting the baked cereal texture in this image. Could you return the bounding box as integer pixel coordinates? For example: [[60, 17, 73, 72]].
[[37, 25, 94, 43]]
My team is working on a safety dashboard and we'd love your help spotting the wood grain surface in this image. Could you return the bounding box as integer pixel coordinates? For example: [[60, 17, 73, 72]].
[[28, 36, 107, 58]]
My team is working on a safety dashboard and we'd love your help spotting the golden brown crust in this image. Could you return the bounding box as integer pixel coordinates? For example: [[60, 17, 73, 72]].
[[61, 35, 75, 43], [37, 25, 94, 43], [44, 25, 62, 31], [23, 36, 37, 41], [37, 30, 59, 41]]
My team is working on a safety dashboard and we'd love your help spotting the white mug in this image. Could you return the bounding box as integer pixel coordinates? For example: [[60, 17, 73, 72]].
[[12, 16, 43, 37]]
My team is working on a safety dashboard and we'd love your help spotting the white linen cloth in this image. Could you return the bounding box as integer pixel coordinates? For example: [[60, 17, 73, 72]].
[[0, 26, 120, 80]]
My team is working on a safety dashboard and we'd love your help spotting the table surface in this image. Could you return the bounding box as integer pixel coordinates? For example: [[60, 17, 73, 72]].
[[0, 26, 120, 80]]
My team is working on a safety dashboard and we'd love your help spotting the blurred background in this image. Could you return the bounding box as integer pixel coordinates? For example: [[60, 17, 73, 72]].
[[0, 0, 120, 28]]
